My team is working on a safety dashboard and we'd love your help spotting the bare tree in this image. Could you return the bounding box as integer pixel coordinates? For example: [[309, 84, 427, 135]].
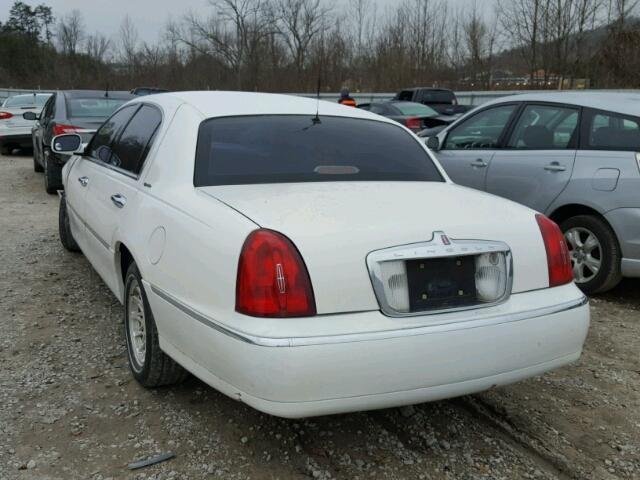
[[119, 15, 139, 69], [182, 0, 275, 89], [57, 9, 84, 55], [86, 33, 111, 62], [275, 0, 328, 84], [462, 1, 498, 89], [497, 0, 544, 86]]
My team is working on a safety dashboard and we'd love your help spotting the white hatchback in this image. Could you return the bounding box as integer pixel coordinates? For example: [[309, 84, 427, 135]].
[[53, 92, 589, 418]]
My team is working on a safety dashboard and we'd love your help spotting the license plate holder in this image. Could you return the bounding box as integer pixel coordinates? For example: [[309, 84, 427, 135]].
[[405, 256, 477, 312]]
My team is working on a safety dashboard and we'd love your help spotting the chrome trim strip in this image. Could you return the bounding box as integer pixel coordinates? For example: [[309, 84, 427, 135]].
[[150, 285, 257, 345], [366, 232, 514, 317], [149, 283, 587, 348], [67, 202, 110, 251]]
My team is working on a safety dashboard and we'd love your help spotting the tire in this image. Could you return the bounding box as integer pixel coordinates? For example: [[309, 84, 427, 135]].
[[124, 262, 188, 387], [561, 214, 622, 295], [33, 149, 44, 172], [44, 150, 63, 194], [0, 145, 11, 155], [59, 193, 80, 252]]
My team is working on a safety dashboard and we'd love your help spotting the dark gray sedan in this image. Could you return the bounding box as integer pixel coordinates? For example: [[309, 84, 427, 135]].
[[358, 101, 457, 133], [27, 90, 134, 193]]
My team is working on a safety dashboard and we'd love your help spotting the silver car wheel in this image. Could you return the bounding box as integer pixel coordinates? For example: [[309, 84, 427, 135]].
[[127, 280, 147, 368], [565, 227, 602, 284]]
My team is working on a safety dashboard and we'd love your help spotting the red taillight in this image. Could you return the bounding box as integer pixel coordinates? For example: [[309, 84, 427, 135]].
[[236, 229, 316, 317], [53, 124, 82, 135], [405, 117, 422, 131], [536, 214, 573, 287], [0, 112, 13, 120]]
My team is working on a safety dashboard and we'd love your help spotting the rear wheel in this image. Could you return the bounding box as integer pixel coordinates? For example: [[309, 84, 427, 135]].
[[59, 193, 80, 252], [561, 215, 622, 294], [44, 150, 63, 194], [0, 144, 11, 155], [124, 263, 188, 387]]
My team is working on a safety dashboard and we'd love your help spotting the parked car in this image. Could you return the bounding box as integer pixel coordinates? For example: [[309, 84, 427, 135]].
[[52, 91, 588, 418], [394, 88, 469, 116], [0, 93, 51, 155], [424, 92, 640, 294], [27, 90, 135, 193], [358, 101, 456, 132]]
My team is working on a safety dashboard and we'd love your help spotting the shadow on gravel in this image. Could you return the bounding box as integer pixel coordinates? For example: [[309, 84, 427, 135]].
[[596, 277, 640, 308]]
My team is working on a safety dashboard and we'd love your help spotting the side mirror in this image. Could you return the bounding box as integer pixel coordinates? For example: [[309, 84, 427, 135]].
[[52, 134, 84, 154], [23, 111, 37, 121], [426, 136, 441, 151]]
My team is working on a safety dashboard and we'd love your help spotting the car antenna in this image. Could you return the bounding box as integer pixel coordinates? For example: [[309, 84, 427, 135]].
[[312, 68, 321, 124]]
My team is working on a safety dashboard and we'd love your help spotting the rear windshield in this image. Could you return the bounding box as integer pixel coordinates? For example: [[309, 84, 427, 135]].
[[66, 98, 129, 118], [4, 94, 50, 108], [194, 115, 443, 186], [393, 102, 438, 117], [421, 90, 455, 104]]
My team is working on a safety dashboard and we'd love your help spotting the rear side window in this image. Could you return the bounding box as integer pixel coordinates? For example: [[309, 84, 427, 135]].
[[109, 105, 162, 174], [586, 110, 640, 150], [66, 97, 129, 118], [507, 104, 579, 150], [420, 90, 455, 104], [396, 91, 414, 101], [194, 115, 443, 186]]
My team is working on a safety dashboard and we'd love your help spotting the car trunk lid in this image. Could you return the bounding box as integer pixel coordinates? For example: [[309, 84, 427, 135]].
[[200, 182, 550, 315]]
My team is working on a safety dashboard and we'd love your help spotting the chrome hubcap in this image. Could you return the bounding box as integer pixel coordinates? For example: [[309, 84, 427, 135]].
[[127, 281, 146, 366], [564, 227, 602, 284]]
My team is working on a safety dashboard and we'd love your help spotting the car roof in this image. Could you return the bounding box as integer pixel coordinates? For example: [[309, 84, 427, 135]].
[[401, 88, 453, 92], [60, 90, 135, 100], [8, 93, 51, 98], [149, 91, 393, 122], [482, 91, 640, 118]]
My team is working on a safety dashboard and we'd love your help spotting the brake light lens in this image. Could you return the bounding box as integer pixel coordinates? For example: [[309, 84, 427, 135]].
[[236, 229, 316, 317], [406, 117, 422, 131], [0, 112, 13, 119], [53, 124, 82, 135], [536, 214, 573, 287]]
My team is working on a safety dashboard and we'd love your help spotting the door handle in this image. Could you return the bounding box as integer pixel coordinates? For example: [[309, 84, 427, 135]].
[[78, 176, 89, 187], [544, 162, 566, 172], [110, 194, 126, 208], [470, 159, 488, 168]]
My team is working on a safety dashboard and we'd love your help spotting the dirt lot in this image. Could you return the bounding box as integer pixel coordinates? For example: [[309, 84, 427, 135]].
[[0, 152, 639, 480]]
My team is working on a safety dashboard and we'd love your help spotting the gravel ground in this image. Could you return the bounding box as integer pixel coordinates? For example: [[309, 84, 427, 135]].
[[1, 152, 639, 480]]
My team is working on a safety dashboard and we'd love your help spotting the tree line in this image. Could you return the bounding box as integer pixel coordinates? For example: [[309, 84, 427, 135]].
[[0, 0, 639, 93]]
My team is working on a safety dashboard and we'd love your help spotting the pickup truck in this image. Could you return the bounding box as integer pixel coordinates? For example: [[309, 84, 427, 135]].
[[393, 88, 469, 116]]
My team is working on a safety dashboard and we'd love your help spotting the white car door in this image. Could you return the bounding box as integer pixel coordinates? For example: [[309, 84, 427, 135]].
[[80, 104, 162, 297], [63, 155, 91, 251]]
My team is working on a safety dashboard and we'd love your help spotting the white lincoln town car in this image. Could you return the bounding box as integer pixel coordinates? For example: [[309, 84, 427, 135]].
[[52, 91, 590, 418]]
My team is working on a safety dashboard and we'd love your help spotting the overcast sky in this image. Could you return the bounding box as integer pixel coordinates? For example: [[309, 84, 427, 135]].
[[0, 0, 486, 44]]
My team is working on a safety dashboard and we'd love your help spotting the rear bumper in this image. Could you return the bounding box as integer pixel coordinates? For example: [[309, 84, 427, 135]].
[[148, 282, 589, 418], [0, 132, 32, 148]]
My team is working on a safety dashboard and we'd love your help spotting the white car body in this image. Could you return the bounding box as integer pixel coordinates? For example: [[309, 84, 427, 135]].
[[61, 92, 589, 418], [0, 93, 50, 153]]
